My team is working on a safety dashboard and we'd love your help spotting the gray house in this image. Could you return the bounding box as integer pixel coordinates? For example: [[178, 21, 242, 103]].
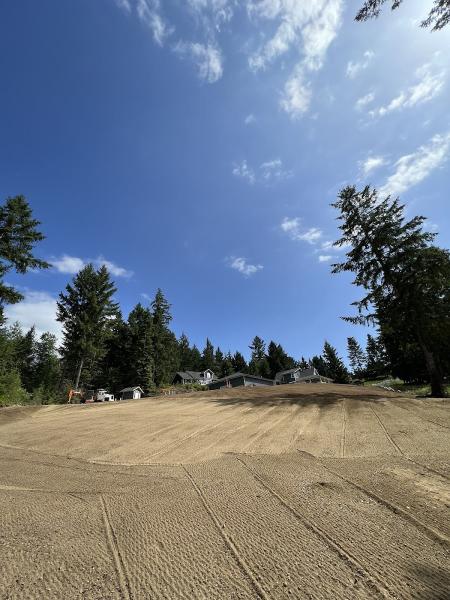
[[172, 369, 217, 386], [208, 372, 275, 390], [275, 366, 332, 385], [118, 386, 144, 400]]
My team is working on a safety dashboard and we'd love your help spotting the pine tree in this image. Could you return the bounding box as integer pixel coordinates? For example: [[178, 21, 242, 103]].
[[0, 196, 49, 324], [221, 352, 234, 377], [248, 336, 270, 378], [267, 341, 296, 379], [126, 303, 154, 392], [201, 338, 215, 371], [57, 264, 118, 389], [299, 356, 310, 370], [33, 333, 61, 403], [323, 341, 350, 384], [178, 333, 192, 370], [347, 337, 366, 379], [355, 0, 450, 31], [214, 347, 224, 376], [151, 289, 177, 386], [332, 185, 448, 397], [190, 345, 202, 371], [16, 326, 37, 392], [232, 351, 248, 373], [311, 355, 328, 377], [365, 334, 389, 380]]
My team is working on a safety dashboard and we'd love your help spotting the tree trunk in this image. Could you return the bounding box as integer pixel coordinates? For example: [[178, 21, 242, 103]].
[[74, 358, 84, 390], [417, 335, 445, 397]]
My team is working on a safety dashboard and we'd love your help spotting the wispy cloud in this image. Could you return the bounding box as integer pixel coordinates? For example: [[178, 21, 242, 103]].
[[379, 132, 450, 197], [355, 92, 375, 111], [244, 113, 256, 125], [115, 0, 132, 12], [232, 160, 256, 184], [346, 50, 374, 79], [227, 256, 263, 277], [359, 155, 387, 177], [174, 41, 223, 82], [233, 158, 292, 184], [281, 217, 323, 244], [4, 291, 63, 343], [370, 63, 445, 118], [248, 1, 343, 119], [318, 254, 332, 262], [51, 255, 133, 278]]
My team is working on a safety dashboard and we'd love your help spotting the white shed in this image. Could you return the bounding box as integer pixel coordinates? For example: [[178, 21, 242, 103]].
[[119, 386, 144, 400]]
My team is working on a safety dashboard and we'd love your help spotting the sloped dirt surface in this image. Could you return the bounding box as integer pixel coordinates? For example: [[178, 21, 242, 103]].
[[0, 384, 449, 599]]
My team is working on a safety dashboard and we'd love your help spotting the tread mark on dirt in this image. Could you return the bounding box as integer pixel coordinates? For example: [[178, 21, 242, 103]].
[[369, 405, 403, 455], [147, 409, 253, 460], [235, 456, 393, 600], [402, 457, 450, 481], [340, 399, 347, 459], [100, 494, 132, 600], [182, 465, 269, 600], [240, 409, 293, 453], [395, 403, 450, 430], [316, 458, 450, 550]]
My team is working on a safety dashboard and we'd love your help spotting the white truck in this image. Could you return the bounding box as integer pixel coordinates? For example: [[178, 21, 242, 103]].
[[95, 389, 115, 402]]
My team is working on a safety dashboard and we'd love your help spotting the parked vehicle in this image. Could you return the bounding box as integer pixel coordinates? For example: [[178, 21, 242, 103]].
[[95, 389, 115, 402]]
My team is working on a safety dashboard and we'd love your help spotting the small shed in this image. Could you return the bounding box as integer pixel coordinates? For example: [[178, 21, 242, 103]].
[[119, 386, 144, 400]]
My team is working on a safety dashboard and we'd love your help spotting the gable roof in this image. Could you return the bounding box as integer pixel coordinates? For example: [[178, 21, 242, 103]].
[[119, 387, 144, 393], [175, 370, 217, 380], [210, 372, 274, 385]]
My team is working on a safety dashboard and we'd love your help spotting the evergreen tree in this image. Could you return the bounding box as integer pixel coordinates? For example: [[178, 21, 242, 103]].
[[267, 341, 296, 379], [33, 333, 61, 403], [126, 304, 154, 392], [190, 345, 202, 371], [151, 289, 177, 386], [57, 264, 118, 389], [365, 334, 389, 380], [232, 351, 248, 373], [0, 196, 49, 324], [248, 336, 270, 378], [355, 0, 450, 31], [311, 355, 328, 377], [178, 333, 192, 370], [323, 341, 350, 384], [16, 326, 37, 392], [214, 347, 224, 376], [347, 337, 367, 379], [201, 338, 215, 371], [299, 356, 310, 370], [332, 185, 449, 396], [221, 352, 234, 377]]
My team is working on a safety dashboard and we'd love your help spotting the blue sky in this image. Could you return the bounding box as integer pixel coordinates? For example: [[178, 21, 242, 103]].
[[1, 0, 449, 362]]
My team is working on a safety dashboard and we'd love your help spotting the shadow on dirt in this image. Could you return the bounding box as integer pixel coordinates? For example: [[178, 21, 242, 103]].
[[410, 564, 450, 600], [208, 387, 397, 409]]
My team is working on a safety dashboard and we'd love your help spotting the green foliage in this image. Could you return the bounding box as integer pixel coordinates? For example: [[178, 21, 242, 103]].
[[232, 351, 248, 373], [267, 341, 296, 379], [0, 195, 49, 324], [151, 289, 178, 386], [201, 338, 215, 371], [220, 352, 234, 377], [248, 336, 270, 378], [332, 185, 448, 397], [347, 337, 367, 379], [0, 370, 29, 406], [57, 264, 119, 387], [355, 0, 450, 31], [323, 341, 350, 384]]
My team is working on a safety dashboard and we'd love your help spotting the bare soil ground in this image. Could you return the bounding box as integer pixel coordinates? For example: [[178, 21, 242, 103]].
[[0, 383, 449, 599]]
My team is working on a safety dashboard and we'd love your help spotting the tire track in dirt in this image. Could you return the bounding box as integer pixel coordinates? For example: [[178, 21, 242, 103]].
[[235, 456, 393, 599], [369, 404, 404, 455], [315, 457, 450, 549], [100, 494, 133, 600], [239, 408, 295, 453], [395, 403, 450, 430], [182, 465, 269, 600], [147, 407, 254, 460], [340, 399, 347, 458], [403, 457, 450, 481]]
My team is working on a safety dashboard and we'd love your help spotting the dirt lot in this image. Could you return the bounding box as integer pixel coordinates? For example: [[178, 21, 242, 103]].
[[0, 383, 449, 599]]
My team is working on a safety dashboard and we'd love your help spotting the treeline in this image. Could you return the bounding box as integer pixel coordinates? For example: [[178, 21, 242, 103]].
[[1, 188, 449, 405]]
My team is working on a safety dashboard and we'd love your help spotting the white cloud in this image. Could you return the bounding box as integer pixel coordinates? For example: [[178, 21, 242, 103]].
[[346, 50, 374, 79], [355, 92, 375, 111], [281, 217, 323, 244], [51, 255, 133, 278], [4, 291, 63, 344], [228, 257, 263, 277], [136, 0, 172, 46], [244, 113, 256, 125], [260, 158, 293, 181], [370, 63, 445, 118], [379, 132, 450, 197], [233, 158, 292, 184], [174, 42, 223, 83], [187, 0, 235, 31], [247, 1, 343, 118], [52, 255, 85, 275], [359, 155, 387, 177], [232, 160, 256, 184], [318, 254, 332, 262], [115, 0, 132, 12]]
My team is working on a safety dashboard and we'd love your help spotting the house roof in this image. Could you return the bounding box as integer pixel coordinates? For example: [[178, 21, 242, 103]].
[[119, 387, 144, 393], [210, 372, 274, 385], [175, 370, 217, 380]]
